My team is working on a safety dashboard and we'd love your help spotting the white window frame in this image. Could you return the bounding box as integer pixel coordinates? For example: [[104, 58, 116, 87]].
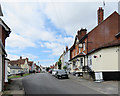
[[83, 43, 85, 51], [72, 51, 74, 57], [79, 47, 81, 53]]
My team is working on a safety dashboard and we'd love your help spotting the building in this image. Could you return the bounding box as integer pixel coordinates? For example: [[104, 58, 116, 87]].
[[8, 56, 30, 73], [64, 46, 70, 73], [69, 28, 87, 75], [85, 7, 120, 81], [4, 58, 10, 83], [8, 65, 22, 75], [28, 61, 34, 73], [54, 62, 58, 69], [0, 5, 11, 92]]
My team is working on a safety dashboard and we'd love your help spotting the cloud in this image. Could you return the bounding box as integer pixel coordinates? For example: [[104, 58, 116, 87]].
[[6, 33, 36, 49], [7, 53, 38, 61], [7, 54, 20, 60]]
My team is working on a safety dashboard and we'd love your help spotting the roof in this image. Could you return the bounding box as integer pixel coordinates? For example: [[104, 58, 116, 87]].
[[87, 40, 120, 55], [9, 59, 26, 66], [87, 11, 120, 53], [0, 18, 11, 36], [28, 61, 33, 66], [9, 65, 22, 69]]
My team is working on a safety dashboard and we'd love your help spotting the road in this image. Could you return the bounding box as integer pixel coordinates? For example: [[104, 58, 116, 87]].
[[22, 73, 102, 94]]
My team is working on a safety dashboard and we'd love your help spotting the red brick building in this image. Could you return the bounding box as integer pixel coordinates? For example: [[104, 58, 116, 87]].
[[0, 5, 11, 92], [69, 7, 120, 80]]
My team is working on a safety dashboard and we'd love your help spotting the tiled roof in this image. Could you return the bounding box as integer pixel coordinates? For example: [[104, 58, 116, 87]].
[[28, 61, 33, 66], [88, 40, 120, 54], [8, 59, 26, 66]]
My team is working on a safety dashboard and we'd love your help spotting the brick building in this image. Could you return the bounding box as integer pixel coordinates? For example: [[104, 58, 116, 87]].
[[0, 5, 11, 92]]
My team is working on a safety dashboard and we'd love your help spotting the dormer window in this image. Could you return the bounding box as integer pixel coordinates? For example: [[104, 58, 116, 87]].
[[83, 43, 85, 51]]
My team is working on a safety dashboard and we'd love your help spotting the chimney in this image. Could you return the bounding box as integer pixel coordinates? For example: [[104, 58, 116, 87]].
[[66, 46, 68, 52], [20, 56, 22, 59], [26, 57, 28, 62], [77, 28, 87, 40], [98, 7, 104, 24]]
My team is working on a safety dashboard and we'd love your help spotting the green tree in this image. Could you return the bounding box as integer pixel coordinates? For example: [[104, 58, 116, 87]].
[[58, 60, 62, 69], [63, 65, 67, 71]]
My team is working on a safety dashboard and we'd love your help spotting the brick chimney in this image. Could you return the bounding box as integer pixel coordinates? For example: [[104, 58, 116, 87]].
[[98, 7, 104, 24], [66, 46, 68, 52], [20, 56, 22, 59], [77, 28, 87, 40]]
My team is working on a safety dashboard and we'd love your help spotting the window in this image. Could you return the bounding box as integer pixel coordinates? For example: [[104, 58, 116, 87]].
[[13, 70, 15, 73], [72, 51, 74, 57], [83, 43, 85, 51], [79, 48, 80, 53], [80, 58, 83, 66]]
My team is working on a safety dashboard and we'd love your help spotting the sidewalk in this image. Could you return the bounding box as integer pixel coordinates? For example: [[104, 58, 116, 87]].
[[3, 77, 25, 95], [0, 92, 3, 96], [69, 74, 119, 94]]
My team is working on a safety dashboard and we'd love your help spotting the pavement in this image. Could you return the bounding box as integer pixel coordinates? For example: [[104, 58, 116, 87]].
[[69, 74, 119, 95], [3, 77, 25, 95], [0, 92, 3, 96]]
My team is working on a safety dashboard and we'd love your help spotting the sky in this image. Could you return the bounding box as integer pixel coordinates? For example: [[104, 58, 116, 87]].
[[0, 0, 119, 67]]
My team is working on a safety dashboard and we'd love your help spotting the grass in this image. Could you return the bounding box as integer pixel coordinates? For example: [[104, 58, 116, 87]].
[[8, 73, 31, 79]]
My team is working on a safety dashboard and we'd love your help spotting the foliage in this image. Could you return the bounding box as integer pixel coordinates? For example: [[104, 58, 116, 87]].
[[46, 67, 50, 71], [63, 65, 67, 70], [8, 73, 30, 79], [58, 60, 62, 69]]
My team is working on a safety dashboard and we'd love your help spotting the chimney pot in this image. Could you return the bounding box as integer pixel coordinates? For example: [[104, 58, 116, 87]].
[[66, 46, 68, 52], [20, 56, 22, 59]]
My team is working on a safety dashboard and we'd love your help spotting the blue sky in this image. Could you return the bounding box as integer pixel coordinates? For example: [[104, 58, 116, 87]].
[[0, 0, 119, 67]]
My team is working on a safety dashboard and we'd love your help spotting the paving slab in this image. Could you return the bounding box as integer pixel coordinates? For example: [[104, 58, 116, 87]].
[[3, 77, 25, 95]]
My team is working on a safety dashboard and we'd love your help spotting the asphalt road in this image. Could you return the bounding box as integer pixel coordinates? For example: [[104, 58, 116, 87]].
[[22, 73, 102, 94]]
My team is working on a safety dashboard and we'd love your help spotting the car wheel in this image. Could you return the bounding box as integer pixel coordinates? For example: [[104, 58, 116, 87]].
[[58, 76, 60, 79]]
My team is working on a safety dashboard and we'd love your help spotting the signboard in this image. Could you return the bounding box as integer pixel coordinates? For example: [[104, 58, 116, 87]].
[[95, 72, 103, 82]]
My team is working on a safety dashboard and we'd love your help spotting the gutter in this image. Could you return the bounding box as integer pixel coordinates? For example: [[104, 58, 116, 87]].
[[0, 39, 7, 56]]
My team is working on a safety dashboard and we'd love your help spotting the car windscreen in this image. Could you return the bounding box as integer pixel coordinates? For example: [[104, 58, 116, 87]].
[[58, 70, 66, 74]]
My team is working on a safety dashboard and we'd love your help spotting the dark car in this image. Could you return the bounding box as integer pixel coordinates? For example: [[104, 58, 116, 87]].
[[73, 72, 83, 77], [55, 70, 69, 79]]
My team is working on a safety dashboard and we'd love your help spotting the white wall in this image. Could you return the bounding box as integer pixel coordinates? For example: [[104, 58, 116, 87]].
[[88, 47, 119, 72], [5, 59, 8, 82]]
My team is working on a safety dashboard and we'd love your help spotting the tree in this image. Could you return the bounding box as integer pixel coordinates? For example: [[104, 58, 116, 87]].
[[46, 67, 50, 72], [63, 65, 67, 71], [58, 60, 62, 69]]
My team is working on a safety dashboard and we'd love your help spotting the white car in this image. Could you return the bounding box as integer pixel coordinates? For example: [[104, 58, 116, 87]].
[[52, 69, 58, 76]]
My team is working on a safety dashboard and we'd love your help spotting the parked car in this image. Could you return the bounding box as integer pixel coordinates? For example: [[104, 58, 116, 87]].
[[48, 69, 53, 74], [8, 72, 11, 77], [16, 71, 24, 76], [52, 69, 58, 76], [73, 71, 83, 76], [55, 70, 69, 79]]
